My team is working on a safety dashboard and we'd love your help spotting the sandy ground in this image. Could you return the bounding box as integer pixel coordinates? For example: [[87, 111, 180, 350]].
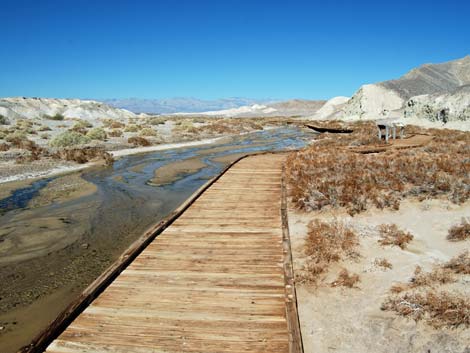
[[289, 198, 470, 353], [149, 157, 208, 186]]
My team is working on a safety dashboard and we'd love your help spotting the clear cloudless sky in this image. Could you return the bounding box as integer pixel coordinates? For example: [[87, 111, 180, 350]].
[[1, 0, 469, 100]]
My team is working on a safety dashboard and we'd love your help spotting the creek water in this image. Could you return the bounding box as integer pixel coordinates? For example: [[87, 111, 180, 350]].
[[0, 127, 315, 353]]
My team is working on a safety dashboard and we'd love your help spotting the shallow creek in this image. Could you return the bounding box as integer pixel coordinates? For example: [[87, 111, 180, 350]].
[[0, 127, 314, 352]]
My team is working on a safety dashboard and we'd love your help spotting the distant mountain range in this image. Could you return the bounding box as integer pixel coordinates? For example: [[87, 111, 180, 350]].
[[101, 97, 278, 114]]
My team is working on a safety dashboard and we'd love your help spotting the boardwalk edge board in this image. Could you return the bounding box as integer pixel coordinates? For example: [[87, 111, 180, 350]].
[[19, 150, 304, 353], [281, 165, 305, 353]]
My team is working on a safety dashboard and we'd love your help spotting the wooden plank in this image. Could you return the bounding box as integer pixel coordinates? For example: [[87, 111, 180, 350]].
[[22, 152, 304, 353]]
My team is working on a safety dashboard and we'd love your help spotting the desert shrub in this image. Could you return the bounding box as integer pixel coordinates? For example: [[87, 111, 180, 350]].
[[286, 124, 470, 215], [147, 116, 167, 125], [381, 291, 469, 328], [411, 266, 455, 287], [40, 133, 50, 139], [447, 218, 470, 241], [297, 220, 358, 285], [124, 124, 139, 132], [16, 119, 33, 127], [53, 146, 114, 165], [378, 224, 413, 249], [139, 127, 157, 137], [108, 129, 123, 137], [38, 125, 51, 131], [383, 251, 469, 328], [43, 113, 65, 121], [5, 131, 27, 142], [73, 119, 93, 129], [0, 131, 6, 139], [331, 269, 360, 288], [443, 251, 470, 274], [0, 115, 10, 125], [374, 258, 393, 269], [0, 143, 10, 151], [109, 121, 125, 129], [128, 136, 151, 146], [86, 127, 107, 141], [173, 120, 198, 134], [50, 131, 90, 147]]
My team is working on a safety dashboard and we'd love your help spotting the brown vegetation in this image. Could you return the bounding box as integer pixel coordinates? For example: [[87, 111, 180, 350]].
[[297, 220, 358, 285], [378, 224, 414, 249], [382, 252, 470, 328], [331, 269, 360, 288], [128, 136, 151, 146], [382, 291, 469, 328], [443, 251, 470, 274], [374, 257, 393, 269], [411, 266, 455, 287], [447, 218, 470, 241], [108, 129, 123, 137], [286, 122, 470, 215], [53, 147, 114, 165], [0, 143, 10, 151]]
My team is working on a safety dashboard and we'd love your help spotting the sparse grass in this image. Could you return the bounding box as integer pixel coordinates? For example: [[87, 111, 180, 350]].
[[447, 218, 470, 241], [43, 113, 65, 121], [378, 224, 414, 249], [286, 123, 470, 215], [297, 220, 358, 285], [73, 119, 93, 129], [50, 131, 90, 147], [147, 116, 167, 125], [5, 131, 27, 142], [374, 257, 393, 270], [331, 269, 360, 288], [124, 124, 139, 132], [139, 127, 157, 137], [86, 127, 107, 141]]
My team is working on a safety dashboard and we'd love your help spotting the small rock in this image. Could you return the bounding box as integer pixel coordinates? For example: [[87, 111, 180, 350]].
[[81, 243, 89, 249]]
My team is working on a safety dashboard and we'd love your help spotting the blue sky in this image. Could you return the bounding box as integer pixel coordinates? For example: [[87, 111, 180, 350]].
[[1, 0, 469, 100]]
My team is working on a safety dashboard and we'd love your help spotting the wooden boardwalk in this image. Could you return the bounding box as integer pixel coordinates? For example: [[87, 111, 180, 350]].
[[44, 154, 302, 353]]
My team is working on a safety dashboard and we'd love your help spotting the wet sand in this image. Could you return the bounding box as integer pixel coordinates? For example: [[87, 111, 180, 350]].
[[28, 173, 97, 209], [149, 157, 208, 186], [0, 179, 33, 200]]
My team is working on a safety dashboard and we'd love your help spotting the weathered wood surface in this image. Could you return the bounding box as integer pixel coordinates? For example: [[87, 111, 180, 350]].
[[45, 154, 302, 353]]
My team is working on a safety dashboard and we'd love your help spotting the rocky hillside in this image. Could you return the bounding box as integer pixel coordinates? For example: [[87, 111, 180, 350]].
[[0, 97, 137, 123], [404, 84, 470, 123], [337, 55, 470, 122]]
